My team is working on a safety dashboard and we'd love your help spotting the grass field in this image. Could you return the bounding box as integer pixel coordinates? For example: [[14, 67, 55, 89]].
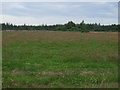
[[2, 31, 118, 88]]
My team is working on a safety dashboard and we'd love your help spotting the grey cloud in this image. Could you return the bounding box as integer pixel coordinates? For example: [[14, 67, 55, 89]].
[[1, 2, 118, 24]]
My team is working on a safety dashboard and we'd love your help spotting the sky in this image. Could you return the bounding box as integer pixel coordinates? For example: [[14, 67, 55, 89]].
[[0, 2, 118, 25]]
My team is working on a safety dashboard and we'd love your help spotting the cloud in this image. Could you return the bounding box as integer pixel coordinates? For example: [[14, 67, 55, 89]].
[[1, 0, 119, 2], [1, 2, 118, 25]]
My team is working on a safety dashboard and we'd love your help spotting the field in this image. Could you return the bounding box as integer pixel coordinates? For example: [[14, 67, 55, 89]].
[[2, 31, 118, 88]]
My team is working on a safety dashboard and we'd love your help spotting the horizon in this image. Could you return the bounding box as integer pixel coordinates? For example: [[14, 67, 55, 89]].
[[1, 21, 118, 26]]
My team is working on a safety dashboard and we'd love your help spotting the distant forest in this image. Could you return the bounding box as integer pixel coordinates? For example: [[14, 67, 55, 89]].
[[1, 20, 119, 32]]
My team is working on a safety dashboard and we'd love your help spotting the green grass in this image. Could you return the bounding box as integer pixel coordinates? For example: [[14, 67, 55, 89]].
[[2, 31, 118, 88]]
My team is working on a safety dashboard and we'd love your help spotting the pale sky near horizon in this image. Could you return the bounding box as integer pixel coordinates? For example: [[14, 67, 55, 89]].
[[0, 2, 118, 25]]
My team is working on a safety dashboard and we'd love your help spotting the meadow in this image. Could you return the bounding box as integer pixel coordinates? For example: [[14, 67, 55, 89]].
[[2, 31, 118, 88]]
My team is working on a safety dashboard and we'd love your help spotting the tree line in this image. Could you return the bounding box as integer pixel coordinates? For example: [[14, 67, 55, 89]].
[[1, 20, 119, 32]]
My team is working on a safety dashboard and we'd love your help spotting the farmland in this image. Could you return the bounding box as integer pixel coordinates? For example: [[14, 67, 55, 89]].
[[2, 31, 118, 88]]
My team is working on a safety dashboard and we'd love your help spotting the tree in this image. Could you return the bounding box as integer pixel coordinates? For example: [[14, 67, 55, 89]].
[[65, 21, 76, 29], [1, 21, 118, 32], [80, 20, 89, 32]]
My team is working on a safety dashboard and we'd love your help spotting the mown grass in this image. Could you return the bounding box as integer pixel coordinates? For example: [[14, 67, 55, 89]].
[[2, 31, 118, 88]]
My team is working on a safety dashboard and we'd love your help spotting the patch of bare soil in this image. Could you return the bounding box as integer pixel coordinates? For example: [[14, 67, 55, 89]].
[[11, 69, 23, 75], [27, 71, 75, 76], [80, 71, 96, 75], [90, 32, 118, 34], [23, 63, 41, 66]]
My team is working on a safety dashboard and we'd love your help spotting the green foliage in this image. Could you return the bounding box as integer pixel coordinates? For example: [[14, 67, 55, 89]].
[[1, 20, 118, 32], [79, 20, 90, 33], [65, 21, 76, 29]]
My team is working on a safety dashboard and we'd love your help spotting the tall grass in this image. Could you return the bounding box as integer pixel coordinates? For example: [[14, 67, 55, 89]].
[[2, 31, 118, 88]]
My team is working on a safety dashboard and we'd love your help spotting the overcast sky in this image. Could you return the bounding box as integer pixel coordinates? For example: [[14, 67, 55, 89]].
[[0, 2, 118, 25]]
